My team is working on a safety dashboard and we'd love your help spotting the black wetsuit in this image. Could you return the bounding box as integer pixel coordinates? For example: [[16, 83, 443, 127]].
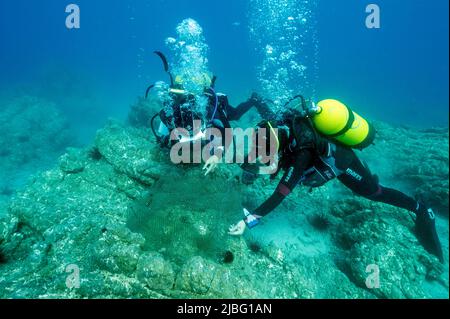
[[160, 92, 273, 152], [205, 93, 274, 153], [254, 117, 419, 217], [214, 94, 274, 123], [206, 93, 273, 130]]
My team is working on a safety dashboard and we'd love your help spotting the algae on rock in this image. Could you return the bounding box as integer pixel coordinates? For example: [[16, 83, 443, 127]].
[[0, 114, 448, 299]]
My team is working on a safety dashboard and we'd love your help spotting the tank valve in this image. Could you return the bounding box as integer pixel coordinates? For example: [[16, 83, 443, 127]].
[[308, 101, 322, 116]]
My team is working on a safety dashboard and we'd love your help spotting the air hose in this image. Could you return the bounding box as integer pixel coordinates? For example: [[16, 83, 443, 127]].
[[150, 112, 162, 142]]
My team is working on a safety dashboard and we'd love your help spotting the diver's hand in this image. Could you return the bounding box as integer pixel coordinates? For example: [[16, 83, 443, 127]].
[[203, 155, 220, 176], [250, 92, 263, 102], [229, 220, 246, 236]]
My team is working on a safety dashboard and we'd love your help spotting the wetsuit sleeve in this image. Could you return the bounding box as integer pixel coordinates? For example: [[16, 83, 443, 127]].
[[254, 149, 313, 217]]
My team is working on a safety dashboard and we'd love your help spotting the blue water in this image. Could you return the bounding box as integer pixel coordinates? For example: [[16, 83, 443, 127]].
[[0, 0, 448, 137], [0, 1, 449, 300]]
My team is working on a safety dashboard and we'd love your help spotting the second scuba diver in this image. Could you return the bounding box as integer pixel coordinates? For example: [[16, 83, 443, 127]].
[[147, 51, 273, 175], [228, 96, 444, 263]]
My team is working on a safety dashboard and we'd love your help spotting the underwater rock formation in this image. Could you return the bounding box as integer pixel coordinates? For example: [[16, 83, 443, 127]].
[[128, 96, 162, 128], [137, 252, 175, 291], [332, 198, 444, 298], [361, 122, 449, 216], [0, 96, 73, 204], [0, 112, 448, 298]]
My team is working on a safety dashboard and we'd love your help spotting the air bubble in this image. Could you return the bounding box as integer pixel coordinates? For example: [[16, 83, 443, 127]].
[[249, 0, 319, 110]]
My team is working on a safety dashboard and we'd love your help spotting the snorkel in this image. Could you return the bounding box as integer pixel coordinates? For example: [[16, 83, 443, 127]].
[[241, 120, 281, 176], [267, 121, 280, 154]]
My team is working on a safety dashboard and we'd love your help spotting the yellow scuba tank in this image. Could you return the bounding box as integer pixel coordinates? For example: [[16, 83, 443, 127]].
[[310, 99, 375, 149]]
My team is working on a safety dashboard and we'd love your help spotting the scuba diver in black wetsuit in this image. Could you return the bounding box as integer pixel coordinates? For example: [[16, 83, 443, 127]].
[[147, 51, 274, 174], [153, 89, 272, 149], [228, 96, 444, 263], [152, 87, 273, 175]]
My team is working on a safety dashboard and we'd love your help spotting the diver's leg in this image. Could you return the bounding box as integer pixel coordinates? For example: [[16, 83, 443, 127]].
[[336, 151, 416, 209], [228, 94, 275, 121], [337, 153, 444, 262], [227, 101, 256, 121]]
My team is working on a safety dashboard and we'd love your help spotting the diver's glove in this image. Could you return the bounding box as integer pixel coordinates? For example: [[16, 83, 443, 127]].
[[243, 208, 261, 229], [249, 92, 263, 103], [249, 92, 274, 119], [203, 152, 223, 176], [415, 203, 444, 263]]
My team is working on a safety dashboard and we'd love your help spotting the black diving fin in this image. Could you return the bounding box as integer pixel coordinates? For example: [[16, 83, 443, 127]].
[[144, 51, 174, 99], [154, 50, 174, 86]]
